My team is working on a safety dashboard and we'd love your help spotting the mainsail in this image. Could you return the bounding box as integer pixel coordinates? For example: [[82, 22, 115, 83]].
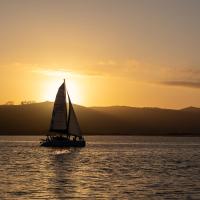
[[50, 82, 67, 132], [50, 80, 82, 137]]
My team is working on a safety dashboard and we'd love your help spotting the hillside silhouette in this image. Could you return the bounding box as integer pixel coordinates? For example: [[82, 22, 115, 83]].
[[0, 102, 200, 136]]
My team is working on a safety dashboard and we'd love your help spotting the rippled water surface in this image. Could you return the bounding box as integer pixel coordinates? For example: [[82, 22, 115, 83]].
[[0, 136, 200, 199]]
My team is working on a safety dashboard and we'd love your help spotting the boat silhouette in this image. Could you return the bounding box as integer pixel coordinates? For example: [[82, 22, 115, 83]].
[[40, 79, 86, 147]]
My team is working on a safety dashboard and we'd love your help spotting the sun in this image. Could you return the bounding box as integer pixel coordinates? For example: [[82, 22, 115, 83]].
[[67, 79, 83, 104], [41, 78, 83, 105]]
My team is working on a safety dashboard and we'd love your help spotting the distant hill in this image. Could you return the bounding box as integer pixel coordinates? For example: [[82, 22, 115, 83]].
[[0, 102, 200, 136], [181, 106, 200, 112]]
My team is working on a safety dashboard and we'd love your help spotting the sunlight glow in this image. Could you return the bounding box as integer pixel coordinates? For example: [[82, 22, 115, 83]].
[[41, 77, 83, 105]]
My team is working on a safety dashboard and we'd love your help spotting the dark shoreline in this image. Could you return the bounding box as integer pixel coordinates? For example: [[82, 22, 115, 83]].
[[1, 102, 200, 137], [0, 132, 200, 137]]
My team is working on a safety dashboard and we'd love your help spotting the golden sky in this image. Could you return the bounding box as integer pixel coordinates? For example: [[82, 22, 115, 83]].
[[1, 0, 200, 108]]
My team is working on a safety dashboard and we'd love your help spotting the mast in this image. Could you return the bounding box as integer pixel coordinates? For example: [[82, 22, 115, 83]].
[[64, 79, 69, 135]]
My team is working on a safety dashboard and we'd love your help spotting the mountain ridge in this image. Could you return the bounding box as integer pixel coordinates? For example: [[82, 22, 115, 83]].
[[0, 102, 200, 136]]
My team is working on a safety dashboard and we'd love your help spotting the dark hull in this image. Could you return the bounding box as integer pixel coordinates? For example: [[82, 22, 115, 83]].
[[40, 138, 86, 148]]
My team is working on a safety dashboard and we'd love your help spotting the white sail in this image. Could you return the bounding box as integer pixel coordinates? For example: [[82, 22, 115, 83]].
[[67, 92, 82, 137], [50, 82, 67, 132]]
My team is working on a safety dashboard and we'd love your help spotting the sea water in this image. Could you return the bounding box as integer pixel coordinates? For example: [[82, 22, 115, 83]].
[[0, 136, 200, 199]]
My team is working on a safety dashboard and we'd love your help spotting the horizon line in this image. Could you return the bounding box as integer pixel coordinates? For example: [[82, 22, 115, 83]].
[[1, 101, 199, 110]]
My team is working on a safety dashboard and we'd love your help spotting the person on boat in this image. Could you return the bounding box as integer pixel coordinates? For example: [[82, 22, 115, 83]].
[[79, 136, 83, 141], [46, 136, 50, 142], [67, 135, 70, 140], [57, 135, 62, 140], [73, 136, 77, 141]]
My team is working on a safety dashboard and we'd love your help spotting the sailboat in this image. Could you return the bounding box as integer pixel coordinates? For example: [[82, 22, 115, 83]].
[[40, 79, 86, 147]]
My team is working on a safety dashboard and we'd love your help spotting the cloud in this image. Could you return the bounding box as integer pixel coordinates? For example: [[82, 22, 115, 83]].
[[32, 68, 69, 77], [10, 60, 200, 86], [160, 81, 200, 89], [97, 60, 117, 66], [32, 67, 104, 78], [9, 58, 159, 80], [92, 58, 148, 78]]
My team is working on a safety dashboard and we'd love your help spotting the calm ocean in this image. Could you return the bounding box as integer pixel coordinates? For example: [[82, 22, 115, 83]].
[[0, 136, 200, 199]]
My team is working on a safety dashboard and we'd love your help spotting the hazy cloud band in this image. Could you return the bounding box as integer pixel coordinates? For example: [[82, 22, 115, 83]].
[[160, 81, 200, 89]]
